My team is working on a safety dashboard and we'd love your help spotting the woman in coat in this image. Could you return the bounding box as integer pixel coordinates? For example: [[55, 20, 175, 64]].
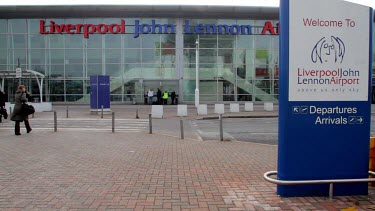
[[10, 85, 32, 135]]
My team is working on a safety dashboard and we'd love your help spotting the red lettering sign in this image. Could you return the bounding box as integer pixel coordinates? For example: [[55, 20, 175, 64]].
[[39, 20, 126, 38], [261, 21, 279, 35]]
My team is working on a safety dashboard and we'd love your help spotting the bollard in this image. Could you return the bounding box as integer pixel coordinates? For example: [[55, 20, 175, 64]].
[[112, 112, 115, 133], [101, 105, 104, 118], [54, 111, 57, 132], [219, 114, 223, 141], [328, 183, 334, 201], [66, 105, 69, 118], [180, 117, 184, 139], [149, 113, 152, 134], [136, 107, 139, 119], [9, 107, 12, 117], [32, 112, 34, 118]]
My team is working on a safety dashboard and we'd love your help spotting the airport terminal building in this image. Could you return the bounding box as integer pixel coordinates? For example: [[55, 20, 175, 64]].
[[0, 5, 374, 104]]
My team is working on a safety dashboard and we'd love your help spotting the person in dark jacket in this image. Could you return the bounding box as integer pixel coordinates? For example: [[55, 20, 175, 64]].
[[0, 91, 5, 107], [171, 91, 176, 105], [157, 88, 162, 105], [10, 85, 32, 135], [0, 91, 6, 123]]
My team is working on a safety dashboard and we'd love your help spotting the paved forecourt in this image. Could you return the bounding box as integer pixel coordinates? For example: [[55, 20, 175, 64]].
[[0, 130, 374, 210]]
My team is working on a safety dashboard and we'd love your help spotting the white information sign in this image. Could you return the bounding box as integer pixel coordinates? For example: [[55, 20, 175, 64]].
[[289, 0, 370, 101], [15, 68, 22, 78]]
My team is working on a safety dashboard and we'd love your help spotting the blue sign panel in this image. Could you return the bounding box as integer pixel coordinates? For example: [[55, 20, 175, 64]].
[[90, 75, 110, 110], [278, 0, 372, 196]]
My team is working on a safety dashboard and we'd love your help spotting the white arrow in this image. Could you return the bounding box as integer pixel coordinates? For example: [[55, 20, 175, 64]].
[[357, 117, 363, 123], [293, 107, 299, 113]]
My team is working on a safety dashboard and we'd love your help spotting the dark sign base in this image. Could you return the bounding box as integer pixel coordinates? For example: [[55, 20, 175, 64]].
[[277, 183, 368, 197]]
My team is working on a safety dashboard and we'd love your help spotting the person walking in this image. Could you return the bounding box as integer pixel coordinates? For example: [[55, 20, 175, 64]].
[[10, 85, 32, 135], [157, 88, 162, 105], [162, 90, 169, 105]]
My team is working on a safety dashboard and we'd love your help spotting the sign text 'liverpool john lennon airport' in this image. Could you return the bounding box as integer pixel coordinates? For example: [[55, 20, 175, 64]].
[[39, 20, 279, 38]]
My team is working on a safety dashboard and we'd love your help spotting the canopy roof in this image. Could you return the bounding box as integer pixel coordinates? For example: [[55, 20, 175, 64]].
[[0, 70, 36, 79], [0, 5, 278, 19]]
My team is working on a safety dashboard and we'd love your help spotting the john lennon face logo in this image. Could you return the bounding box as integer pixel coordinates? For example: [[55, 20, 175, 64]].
[[311, 36, 345, 63]]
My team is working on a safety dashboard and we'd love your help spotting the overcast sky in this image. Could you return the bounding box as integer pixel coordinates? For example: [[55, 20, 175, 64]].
[[0, 0, 374, 8]]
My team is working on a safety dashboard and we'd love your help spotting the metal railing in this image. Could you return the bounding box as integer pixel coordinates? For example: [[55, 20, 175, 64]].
[[264, 170, 375, 200]]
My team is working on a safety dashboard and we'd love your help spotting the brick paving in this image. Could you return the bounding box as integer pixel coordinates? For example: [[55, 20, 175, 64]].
[[0, 130, 374, 211]]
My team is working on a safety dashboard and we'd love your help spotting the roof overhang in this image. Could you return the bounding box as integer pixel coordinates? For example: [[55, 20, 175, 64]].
[[0, 5, 279, 19], [0, 70, 36, 79]]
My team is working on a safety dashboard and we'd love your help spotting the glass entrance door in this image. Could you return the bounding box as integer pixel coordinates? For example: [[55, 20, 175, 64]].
[[143, 80, 178, 105]]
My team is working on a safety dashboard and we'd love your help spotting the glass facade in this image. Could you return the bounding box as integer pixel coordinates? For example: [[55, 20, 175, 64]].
[[0, 17, 374, 103]]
